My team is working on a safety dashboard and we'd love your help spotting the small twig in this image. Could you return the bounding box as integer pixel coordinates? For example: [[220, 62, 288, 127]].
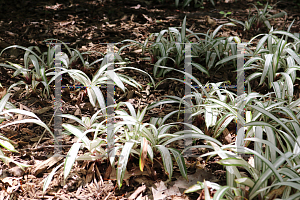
[[104, 192, 112, 200], [34, 106, 59, 148], [128, 185, 146, 200]]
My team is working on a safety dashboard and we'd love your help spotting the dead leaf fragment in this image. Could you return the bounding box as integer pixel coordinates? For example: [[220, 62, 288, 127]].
[[248, 156, 255, 168], [32, 106, 53, 115], [8, 166, 24, 177], [140, 138, 148, 171], [206, 16, 217, 27], [145, 84, 151, 95], [127, 90, 135, 99], [0, 86, 7, 99], [152, 181, 183, 200], [142, 14, 152, 23], [152, 187, 167, 200], [131, 4, 141, 9], [128, 185, 146, 200], [5, 31, 18, 37], [21, 128, 34, 135], [85, 162, 95, 183], [265, 186, 286, 199], [31, 154, 63, 176], [223, 128, 232, 144], [104, 164, 112, 180]]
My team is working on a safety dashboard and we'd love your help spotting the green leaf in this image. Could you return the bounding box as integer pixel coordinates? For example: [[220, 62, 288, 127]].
[[249, 152, 293, 199], [0, 93, 10, 113], [106, 70, 125, 92], [245, 138, 292, 166], [260, 54, 273, 85], [213, 186, 232, 200], [156, 145, 173, 180], [229, 18, 246, 27], [169, 148, 187, 180], [285, 48, 300, 65], [0, 139, 17, 152], [163, 133, 222, 146], [61, 114, 86, 127], [235, 177, 255, 188], [216, 53, 252, 66], [247, 105, 294, 137], [181, 16, 187, 43], [254, 34, 270, 55], [185, 183, 203, 193], [62, 124, 90, 147], [43, 162, 63, 193], [204, 181, 210, 199], [117, 141, 134, 188], [212, 23, 235, 38], [138, 106, 148, 122], [272, 30, 300, 42], [64, 143, 82, 180], [182, 0, 192, 8], [91, 86, 106, 113], [267, 11, 286, 19], [252, 181, 300, 200], [28, 54, 41, 75]]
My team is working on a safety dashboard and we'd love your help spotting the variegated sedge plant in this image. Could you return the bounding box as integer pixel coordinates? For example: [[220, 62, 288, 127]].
[[111, 101, 222, 188], [229, 2, 286, 31], [43, 47, 155, 191], [0, 39, 88, 98], [217, 21, 300, 91], [185, 81, 300, 199]]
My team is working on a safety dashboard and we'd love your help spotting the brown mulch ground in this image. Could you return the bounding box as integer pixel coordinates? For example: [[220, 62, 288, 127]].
[[0, 0, 299, 199]]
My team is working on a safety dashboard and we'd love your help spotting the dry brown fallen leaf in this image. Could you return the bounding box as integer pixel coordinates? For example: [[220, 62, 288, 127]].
[[152, 181, 186, 200], [206, 16, 217, 27], [0, 86, 7, 99], [223, 128, 232, 144], [8, 166, 24, 177], [128, 185, 146, 200], [31, 154, 63, 176], [265, 186, 286, 199], [32, 106, 53, 115], [109, 167, 149, 186]]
